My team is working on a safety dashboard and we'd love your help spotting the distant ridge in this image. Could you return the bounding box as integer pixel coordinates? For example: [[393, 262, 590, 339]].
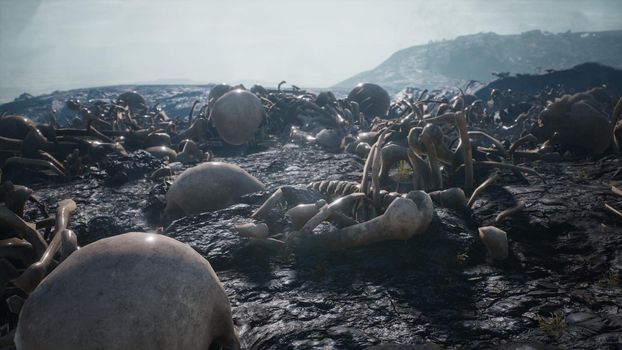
[[333, 30, 622, 90], [473, 62, 622, 99]]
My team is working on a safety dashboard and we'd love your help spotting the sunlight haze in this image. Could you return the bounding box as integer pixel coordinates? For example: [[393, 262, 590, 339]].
[[1, 0, 621, 101]]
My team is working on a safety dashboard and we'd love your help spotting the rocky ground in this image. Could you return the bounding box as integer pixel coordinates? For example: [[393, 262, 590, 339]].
[[5, 139, 621, 349]]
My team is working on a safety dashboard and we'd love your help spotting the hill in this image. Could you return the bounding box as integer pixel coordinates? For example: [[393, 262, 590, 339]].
[[334, 30, 622, 90]]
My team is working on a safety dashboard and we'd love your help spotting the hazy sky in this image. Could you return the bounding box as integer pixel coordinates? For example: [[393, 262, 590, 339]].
[[1, 0, 621, 102]]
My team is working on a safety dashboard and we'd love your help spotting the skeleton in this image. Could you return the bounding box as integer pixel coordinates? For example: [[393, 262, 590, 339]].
[[0, 175, 238, 349], [241, 90, 546, 252], [0, 182, 78, 295], [0, 180, 81, 350], [0, 90, 218, 179]]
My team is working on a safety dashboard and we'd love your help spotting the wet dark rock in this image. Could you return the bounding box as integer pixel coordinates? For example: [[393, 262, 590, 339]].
[[2, 90, 621, 348], [4, 143, 620, 349], [96, 150, 163, 185]]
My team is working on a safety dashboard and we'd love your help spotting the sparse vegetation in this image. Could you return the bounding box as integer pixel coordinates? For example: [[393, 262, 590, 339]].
[[538, 313, 567, 333], [597, 270, 620, 288]]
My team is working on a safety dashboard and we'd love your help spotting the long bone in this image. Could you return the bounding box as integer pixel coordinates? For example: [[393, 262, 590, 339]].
[[611, 97, 622, 154], [235, 222, 269, 239], [495, 202, 525, 223], [316, 191, 434, 248], [455, 111, 474, 190], [0, 181, 33, 217], [468, 160, 544, 181], [467, 131, 508, 158], [509, 133, 538, 153], [467, 173, 500, 208], [13, 199, 77, 293], [420, 124, 443, 189], [408, 126, 447, 190], [423, 110, 474, 190], [298, 193, 366, 236], [59, 228, 78, 262], [252, 188, 284, 220], [371, 132, 386, 214], [286, 200, 327, 229], [605, 203, 622, 221], [407, 149, 433, 191], [359, 143, 378, 196], [350, 101, 366, 130], [0, 129, 66, 175], [0, 205, 47, 257], [0, 238, 36, 265]]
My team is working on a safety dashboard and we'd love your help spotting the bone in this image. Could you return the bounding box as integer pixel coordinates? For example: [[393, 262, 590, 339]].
[[176, 139, 204, 164], [15, 232, 240, 350], [0, 181, 33, 217], [286, 200, 327, 230], [424, 112, 456, 124], [455, 112, 474, 190], [299, 193, 366, 235], [150, 166, 174, 180], [424, 124, 454, 164], [188, 100, 200, 124], [211, 89, 264, 145], [429, 187, 467, 211], [59, 229, 78, 262], [173, 117, 209, 142], [319, 192, 433, 248], [509, 133, 538, 153], [350, 101, 367, 130], [252, 188, 284, 220], [145, 145, 177, 160], [13, 199, 77, 294], [495, 202, 525, 223], [468, 131, 508, 158], [354, 142, 371, 158], [371, 135, 384, 214], [165, 162, 265, 219], [235, 222, 270, 239], [0, 205, 47, 257], [612, 97, 622, 154], [4, 157, 65, 177], [471, 161, 544, 181], [467, 173, 500, 208], [478, 226, 509, 260], [421, 124, 443, 189], [604, 203, 622, 221], [407, 148, 433, 191], [360, 142, 378, 196], [0, 238, 35, 265]]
